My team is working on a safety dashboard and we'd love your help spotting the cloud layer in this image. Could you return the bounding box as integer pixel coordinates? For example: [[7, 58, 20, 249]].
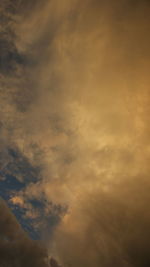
[[1, 0, 150, 266]]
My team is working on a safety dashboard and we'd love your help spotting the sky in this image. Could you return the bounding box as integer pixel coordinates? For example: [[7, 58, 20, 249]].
[[0, 0, 150, 266]]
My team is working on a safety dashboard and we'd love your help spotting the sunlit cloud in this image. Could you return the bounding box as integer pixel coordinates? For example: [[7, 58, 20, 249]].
[[0, 0, 150, 266]]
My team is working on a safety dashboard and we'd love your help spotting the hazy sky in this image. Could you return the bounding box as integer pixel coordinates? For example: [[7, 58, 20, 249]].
[[0, 0, 150, 266]]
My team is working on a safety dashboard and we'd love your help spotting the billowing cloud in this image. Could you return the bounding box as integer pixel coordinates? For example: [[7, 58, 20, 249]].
[[1, 0, 150, 266]]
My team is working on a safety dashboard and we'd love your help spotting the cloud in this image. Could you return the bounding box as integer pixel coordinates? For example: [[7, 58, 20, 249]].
[[0, 198, 51, 267], [1, 0, 150, 266], [52, 175, 150, 267]]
